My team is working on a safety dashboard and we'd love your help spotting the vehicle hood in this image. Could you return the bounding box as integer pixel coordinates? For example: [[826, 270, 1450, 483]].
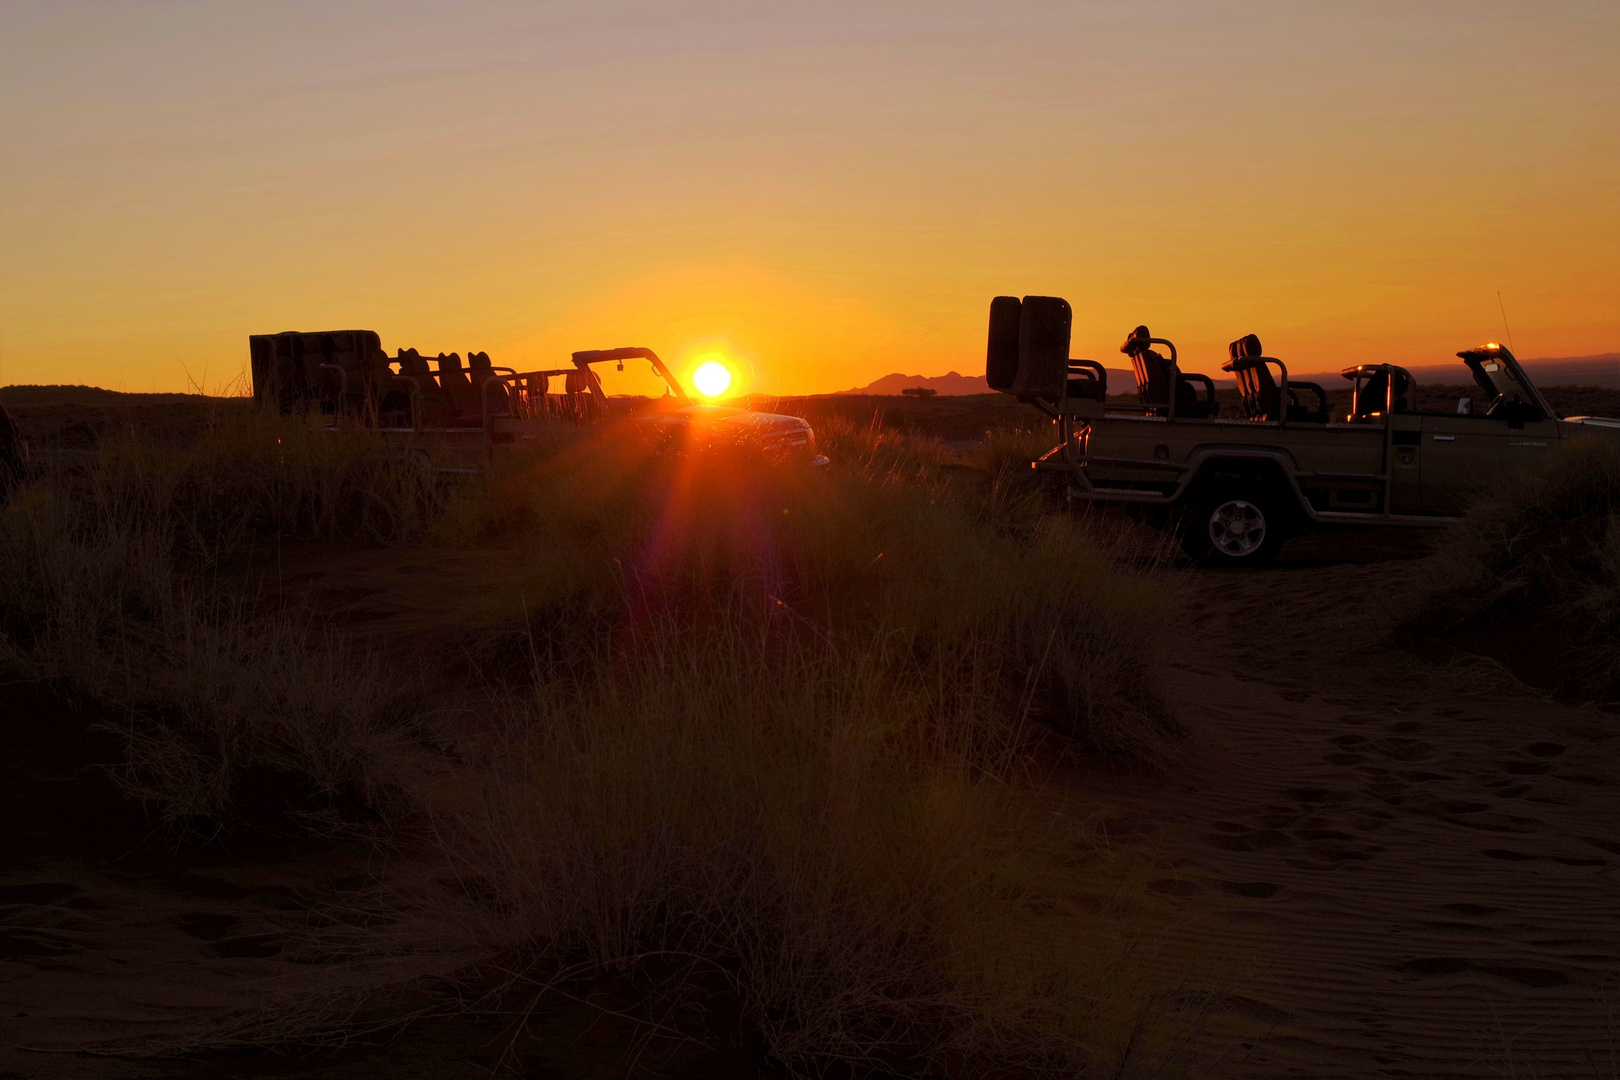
[[671, 404, 808, 428], [635, 404, 811, 432], [1560, 416, 1620, 436], [631, 404, 825, 462]]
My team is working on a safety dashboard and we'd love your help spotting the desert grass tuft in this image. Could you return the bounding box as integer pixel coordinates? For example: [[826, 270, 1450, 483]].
[[0, 408, 453, 827], [1, 401, 1197, 1073], [1410, 436, 1620, 701]]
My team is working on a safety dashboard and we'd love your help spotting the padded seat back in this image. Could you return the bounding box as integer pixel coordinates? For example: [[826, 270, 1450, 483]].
[[389, 348, 447, 424], [1227, 334, 1284, 419], [562, 369, 603, 422], [467, 351, 510, 416], [435, 353, 479, 418], [1122, 326, 1172, 403], [1066, 371, 1106, 401], [985, 296, 1022, 393], [514, 373, 548, 419], [1121, 325, 1215, 415], [1356, 367, 1411, 418]]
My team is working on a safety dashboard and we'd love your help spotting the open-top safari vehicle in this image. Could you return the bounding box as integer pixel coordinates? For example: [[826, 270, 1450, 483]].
[[249, 330, 826, 473], [987, 295, 1620, 566]]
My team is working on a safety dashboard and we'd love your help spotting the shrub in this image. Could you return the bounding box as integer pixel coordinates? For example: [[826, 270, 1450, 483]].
[[0, 402, 1191, 1073], [1413, 436, 1620, 700]]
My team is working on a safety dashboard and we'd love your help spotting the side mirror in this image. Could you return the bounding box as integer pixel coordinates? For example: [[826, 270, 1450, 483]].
[[1456, 396, 1472, 415], [1013, 295, 1071, 403]]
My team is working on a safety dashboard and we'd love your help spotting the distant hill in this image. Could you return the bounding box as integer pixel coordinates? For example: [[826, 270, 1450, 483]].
[[839, 371, 991, 395], [840, 369, 1137, 396], [0, 384, 219, 407], [845, 353, 1620, 396], [1289, 353, 1620, 390]]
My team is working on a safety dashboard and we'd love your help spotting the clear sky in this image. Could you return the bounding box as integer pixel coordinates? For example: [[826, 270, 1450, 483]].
[[2, 0, 1615, 395]]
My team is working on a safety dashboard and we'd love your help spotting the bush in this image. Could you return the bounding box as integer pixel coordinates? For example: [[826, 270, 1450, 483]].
[[0, 402, 1191, 1073], [1413, 436, 1620, 700], [0, 408, 461, 826]]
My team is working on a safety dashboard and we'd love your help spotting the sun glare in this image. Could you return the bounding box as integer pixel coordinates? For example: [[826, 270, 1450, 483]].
[[692, 359, 733, 398]]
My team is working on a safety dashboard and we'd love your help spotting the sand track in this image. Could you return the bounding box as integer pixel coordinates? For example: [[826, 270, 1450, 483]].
[[1099, 532, 1620, 1077], [5, 523, 1616, 1078]]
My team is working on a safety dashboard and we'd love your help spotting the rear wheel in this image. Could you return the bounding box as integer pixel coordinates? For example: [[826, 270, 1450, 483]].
[[1179, 485, 1290, 567]]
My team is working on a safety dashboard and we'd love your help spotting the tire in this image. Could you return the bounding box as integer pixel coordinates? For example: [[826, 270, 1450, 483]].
[[1179, 484, 1290, 568]]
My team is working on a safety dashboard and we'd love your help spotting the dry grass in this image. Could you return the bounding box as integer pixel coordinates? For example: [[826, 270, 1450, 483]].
[[0, 402, 1200, 1075], [0, 408, 458, 827], [1411, 436, 1620, 701]]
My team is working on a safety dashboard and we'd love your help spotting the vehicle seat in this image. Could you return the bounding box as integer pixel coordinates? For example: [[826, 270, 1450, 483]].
[[1340, 364, 1412, 423], [467, 351, 511, 417], [563, 369, 602, 424], [1222, 334, 1328, 422], [1065, 360, 1107, 402], [513, 373, 547, 420], [435, 352, 481, 423], [1120, 325, 1218, 417], [392, 348, 448, 425]]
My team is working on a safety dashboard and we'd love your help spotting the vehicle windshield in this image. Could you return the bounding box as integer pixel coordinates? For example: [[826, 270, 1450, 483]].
[[585, 358, 677, 400], [1460, 346, 1552, 420]]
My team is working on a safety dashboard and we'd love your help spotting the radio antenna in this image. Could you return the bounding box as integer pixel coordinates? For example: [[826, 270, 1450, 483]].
[[1496, 291, 1516, 353]]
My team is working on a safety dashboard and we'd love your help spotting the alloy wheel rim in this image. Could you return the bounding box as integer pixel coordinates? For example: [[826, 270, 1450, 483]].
[[1208, 499, 1267, 556]]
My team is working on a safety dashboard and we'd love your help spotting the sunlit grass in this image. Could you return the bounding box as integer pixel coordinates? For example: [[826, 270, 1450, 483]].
[[0, 402, 1203, 1074]]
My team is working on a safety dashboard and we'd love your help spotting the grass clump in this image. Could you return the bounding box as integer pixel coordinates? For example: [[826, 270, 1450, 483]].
[[1, 401, 1195, 1074], [1412, 436, 1620, 701], [0, 408, 460, 826]]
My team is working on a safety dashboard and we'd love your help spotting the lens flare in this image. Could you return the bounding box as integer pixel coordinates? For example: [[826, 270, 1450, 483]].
[[692, 359, 733, 398]]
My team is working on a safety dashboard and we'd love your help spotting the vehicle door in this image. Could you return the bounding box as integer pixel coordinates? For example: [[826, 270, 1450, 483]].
[[1418, 413, 1560, 514], [1387, 413, 1423, 513]]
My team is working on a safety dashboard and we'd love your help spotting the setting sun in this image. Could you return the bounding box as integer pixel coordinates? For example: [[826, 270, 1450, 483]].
[[692, 359, 733, 398]]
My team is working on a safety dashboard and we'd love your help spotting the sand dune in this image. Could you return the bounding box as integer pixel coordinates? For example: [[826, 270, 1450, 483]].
[[1077, 530, 1620, 1077]]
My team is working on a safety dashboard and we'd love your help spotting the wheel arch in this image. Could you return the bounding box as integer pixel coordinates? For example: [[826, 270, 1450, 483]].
[[1181, 449, 1311, 527]]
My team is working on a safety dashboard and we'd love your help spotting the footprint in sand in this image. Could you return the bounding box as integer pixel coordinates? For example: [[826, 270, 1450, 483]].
[[1399, 958, 1569, 987], [175, 911, 240, 941]]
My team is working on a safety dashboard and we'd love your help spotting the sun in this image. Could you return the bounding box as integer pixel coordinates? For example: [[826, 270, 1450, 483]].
[[692, 358, 733, 398]]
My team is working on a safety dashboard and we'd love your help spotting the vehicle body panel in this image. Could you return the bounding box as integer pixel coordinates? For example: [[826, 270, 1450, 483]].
[[255, 334, 827, 472], [995, 306, 1616, 530]]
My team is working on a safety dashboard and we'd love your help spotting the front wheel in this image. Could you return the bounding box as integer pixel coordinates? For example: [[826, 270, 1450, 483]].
[[1179, 486, 1290, 568]]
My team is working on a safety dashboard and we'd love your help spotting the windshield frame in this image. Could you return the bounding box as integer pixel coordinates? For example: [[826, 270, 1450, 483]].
[[1457, 344, 1554, 422], [571, 347, 691, 407]]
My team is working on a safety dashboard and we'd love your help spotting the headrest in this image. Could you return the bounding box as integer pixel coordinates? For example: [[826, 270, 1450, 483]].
[[1120, 325, 1152, 356], [1228, 334, 1262, 361], [468, 351, 493, 372], [436, 352, 463, 372]]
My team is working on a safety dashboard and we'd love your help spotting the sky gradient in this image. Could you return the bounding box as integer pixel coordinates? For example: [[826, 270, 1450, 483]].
[[2, 0, 1616, 395]]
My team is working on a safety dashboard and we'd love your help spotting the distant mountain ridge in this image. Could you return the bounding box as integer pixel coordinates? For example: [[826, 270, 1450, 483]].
[[843, 353, 1620, 395], [838, 371, 993, 395], [1290, 353, 1620, 389]]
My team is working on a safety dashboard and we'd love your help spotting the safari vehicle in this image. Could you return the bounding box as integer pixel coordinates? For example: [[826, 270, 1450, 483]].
[[248, 330, 826, 473], [986, 295, 1619, 566]]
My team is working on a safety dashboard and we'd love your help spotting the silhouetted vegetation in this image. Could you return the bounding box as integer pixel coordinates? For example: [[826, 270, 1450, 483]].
[[1409, 437, 1620, 702], [0, 401, 1194, 1075]]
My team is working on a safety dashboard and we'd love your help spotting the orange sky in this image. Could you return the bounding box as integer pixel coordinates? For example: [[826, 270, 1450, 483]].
[[1, 1, 1616, 396]]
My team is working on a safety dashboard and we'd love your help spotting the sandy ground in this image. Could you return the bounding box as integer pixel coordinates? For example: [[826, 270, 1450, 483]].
[[1088, 530, 1620, 1078], [3, 526, 1615, 1078]]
